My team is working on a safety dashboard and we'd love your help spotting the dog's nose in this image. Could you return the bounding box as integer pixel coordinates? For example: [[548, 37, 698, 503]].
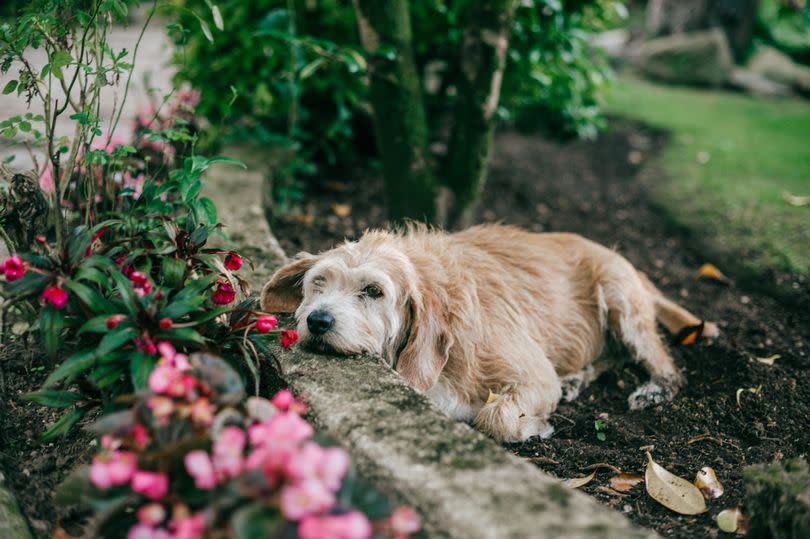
[[307, 310, 335, 335]]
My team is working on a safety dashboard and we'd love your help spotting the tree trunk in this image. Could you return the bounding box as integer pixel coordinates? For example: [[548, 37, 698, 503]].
[[352, 0, 437, 222], [443, 0, 518, 227]]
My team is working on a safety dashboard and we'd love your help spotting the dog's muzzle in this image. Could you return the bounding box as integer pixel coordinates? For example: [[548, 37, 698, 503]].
[[307, 309, 335, 335]]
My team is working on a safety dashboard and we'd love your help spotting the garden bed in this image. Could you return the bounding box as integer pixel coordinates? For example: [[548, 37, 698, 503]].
[[271, 121, 810, 538]]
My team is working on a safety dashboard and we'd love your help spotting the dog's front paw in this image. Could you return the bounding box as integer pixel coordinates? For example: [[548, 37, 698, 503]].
[[518, 416, 555, 440], [627, 380, 677, 410]]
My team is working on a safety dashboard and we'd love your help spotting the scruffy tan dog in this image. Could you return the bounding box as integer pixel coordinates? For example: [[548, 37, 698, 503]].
[[260, 224, 718, 442]]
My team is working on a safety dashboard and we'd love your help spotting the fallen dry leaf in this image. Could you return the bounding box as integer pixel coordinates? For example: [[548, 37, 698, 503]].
[[331, 203, 352, 218], [53, 525, 81, 539], [717, 507, 748, 534], [694, 467, 724, 499], [610, 473, 644, 493], [644, 452, 707, 515], [755, 354, 780, 366], [563, 470, 597, 489], [782, 191, 810, 207], [698, 263, 731, 284], [736, 386, 763, 408], [284, 214, 315, 225], [486, 389, 500, 404]]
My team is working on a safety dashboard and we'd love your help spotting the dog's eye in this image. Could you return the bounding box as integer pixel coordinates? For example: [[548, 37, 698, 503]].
[[362, 284, 383, 298]]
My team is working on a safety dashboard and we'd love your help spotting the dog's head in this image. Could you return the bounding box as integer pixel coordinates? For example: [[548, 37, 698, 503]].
[[259, 231, 452, 391]]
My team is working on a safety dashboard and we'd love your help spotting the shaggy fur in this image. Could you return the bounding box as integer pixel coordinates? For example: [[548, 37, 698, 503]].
[[260, 225, 718, 442]]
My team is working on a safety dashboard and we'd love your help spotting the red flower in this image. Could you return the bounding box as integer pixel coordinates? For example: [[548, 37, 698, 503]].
[[1, 256, 25, 282], [41, 285, 68, 309], [224, 252, 243, 271], [281, 329, 298, 349], [255, 315, 278, 334], [213, 282, 236, 305], [158, 318, 172, 330], [85, 226, 109, 257], [129, 271, 152, 297], [35, 235, 48, 246], [135, 333, 157, 356], [106, 315, 124, 329]]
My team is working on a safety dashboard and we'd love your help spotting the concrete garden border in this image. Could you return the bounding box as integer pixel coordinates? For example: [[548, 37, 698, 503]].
[[204, 152, 658, 539]]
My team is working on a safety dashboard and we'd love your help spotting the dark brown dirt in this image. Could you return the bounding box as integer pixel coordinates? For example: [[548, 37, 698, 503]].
[[272, 121, 810, 538], [2, 121, 809, 538]]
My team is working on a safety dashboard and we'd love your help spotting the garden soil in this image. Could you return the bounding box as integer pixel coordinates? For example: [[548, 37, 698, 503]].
[[2, 121, 808, 538]]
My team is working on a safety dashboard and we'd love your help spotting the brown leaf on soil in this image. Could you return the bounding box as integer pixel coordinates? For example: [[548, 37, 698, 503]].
[[563, 470, 597, 489], [674, 321, 705, 346], [697, 263, 731, 284], [782, 191, 810, 207], [53, 524, 81, 539], [610, 473, 644, 493], [284, 214, 315, 225], [694, 466, 724, 499], [644, 452, 707, 515], [736, 385, 762, 409], [582, 462, 623, 474], [755, 354, 780, 366], [717, 507, 748, 534], [331, 203, 352, 218]]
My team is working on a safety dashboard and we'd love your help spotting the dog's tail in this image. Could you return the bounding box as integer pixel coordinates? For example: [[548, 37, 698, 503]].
[[637, 271, 720, 339]]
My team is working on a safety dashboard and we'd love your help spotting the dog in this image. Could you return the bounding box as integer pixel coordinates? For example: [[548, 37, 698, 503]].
[[260, 224, 718, 442]]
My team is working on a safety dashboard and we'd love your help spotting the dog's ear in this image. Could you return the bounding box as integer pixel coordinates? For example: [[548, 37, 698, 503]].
[[260, 254, 317, 313], [396, 285, 453, 392]]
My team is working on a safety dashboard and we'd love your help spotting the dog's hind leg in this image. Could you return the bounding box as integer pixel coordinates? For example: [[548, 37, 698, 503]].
[[601, 272, 685, 410], [637, 271, 719, 338]]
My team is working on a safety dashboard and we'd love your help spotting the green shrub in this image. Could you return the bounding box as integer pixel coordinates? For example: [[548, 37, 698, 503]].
[[758, 0, 810, 64]]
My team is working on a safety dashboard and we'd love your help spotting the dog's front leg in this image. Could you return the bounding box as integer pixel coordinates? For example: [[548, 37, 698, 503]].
[[472, 355, 562, 442]]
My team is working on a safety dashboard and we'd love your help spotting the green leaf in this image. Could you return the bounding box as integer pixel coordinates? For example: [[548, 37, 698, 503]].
[[95, 326, 139, 358], [64, 280, 115, 314], [109, 270, 138, 316], [40, 407, 86, 442], [196, 197, 218, 225], [198, 17, 214, 42], [207, 156, 247, 169], [78, 314, 115, 335], [2, 79, 18, 94], [161, 257, 186, 289], [40, 305, 66, 358], [44, 349, 96, 387], [75, 266, 109, 288], [23, 389, 83, 408], [88, 363, 126, 388], [49, 50, 72, 80], [230, 503, 281, 539], [212, 5, 224, 30], [129, 350, 156, 391], [156, 327, 207, 345]]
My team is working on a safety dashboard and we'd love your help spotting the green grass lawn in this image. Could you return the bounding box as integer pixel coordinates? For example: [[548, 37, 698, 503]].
[[605, 76, 810, 276]]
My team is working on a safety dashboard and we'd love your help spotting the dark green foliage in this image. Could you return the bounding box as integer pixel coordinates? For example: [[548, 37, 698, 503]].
[[757, 0, 810, 64], [744, 458, 810, 538]]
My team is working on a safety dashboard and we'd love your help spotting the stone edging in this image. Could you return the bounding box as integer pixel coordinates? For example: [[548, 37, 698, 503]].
[[204, 154, 658, 539], [0, 474, 33, 539]]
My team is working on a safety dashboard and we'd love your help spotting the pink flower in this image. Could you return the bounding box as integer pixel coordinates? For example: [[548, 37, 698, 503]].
[[157, 341, 177, 362], [299, 512, 372, 539], [1, 256, 25, 281], [148, 365, 178, 394], [131, 470, 169, 500], [212, 282, 236, 305], [135, 333, 158, 356], [41, 285, 68, 309], [90, 451, 137, 489], [213, 426, 246, 478], [224, 252, 243, 271], [137, 503, 166, 525], [129, 271, 152, 297], [284, 443, 349, 491], [281, 329, 298, 349], [249, 411, 314, 448], [147, 396, 175, 421], [127, 524, 171, 539], [280, 479, 336, 520], [317, 447, 350, 491], [389, 507, 421, 536], [91, 132, 129, 153], [131, 423, 151, 450], [124, 171, 145, 199], [190, 398, 215, 426], [170, 513, 205, 539], [256, 315, 278, 334], [106, 315, 124, 329], [135, 103, 157, 130], [184, 450, 217, 489], [38, 161, 55, 194], [270, 389, 295, 411], [158, 318, 172, 329]]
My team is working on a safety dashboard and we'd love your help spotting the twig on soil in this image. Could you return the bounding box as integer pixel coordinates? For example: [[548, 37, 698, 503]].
[[527, 456, 560, 466], [687, 433, 741, 450], [582, 462, 623, 474]]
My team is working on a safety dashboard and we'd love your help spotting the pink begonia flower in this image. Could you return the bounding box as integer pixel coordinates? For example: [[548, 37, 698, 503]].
[[256, 315, 278, 334], [212, 426, 246, 478], [280, 479, 336, 521], [284, 443, 349, 491], [41, 285, 68, 309], [281, 329, 299, 349], [131, 423, 151, 450], [170, 513, 205, 539], [127, 524, 172, 539], [184, 450, 217, 489], [38, 161, 55, 194], [244, 444, 295, 486], [136, 503, 166, 525], [147, 396, 175, 421], [317, 447, 350, 491], [270, 389, 295, 411], [190, 398, 215, 426], [148, 365, 179, 394], [131, 470, 169, 500], [135, 103, 157, 130], [298, 512, 372, 539], [157, 341, 177, 362], [212, 282, 236, 305], [1, 256, 25, 281], [90, 451, 137, 489], [224, 252, 243, 271], [123, 171, 145, 199], [389, 507, 421, 536], [91, 132, 129, 153], [248, 412, 314, 448]]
